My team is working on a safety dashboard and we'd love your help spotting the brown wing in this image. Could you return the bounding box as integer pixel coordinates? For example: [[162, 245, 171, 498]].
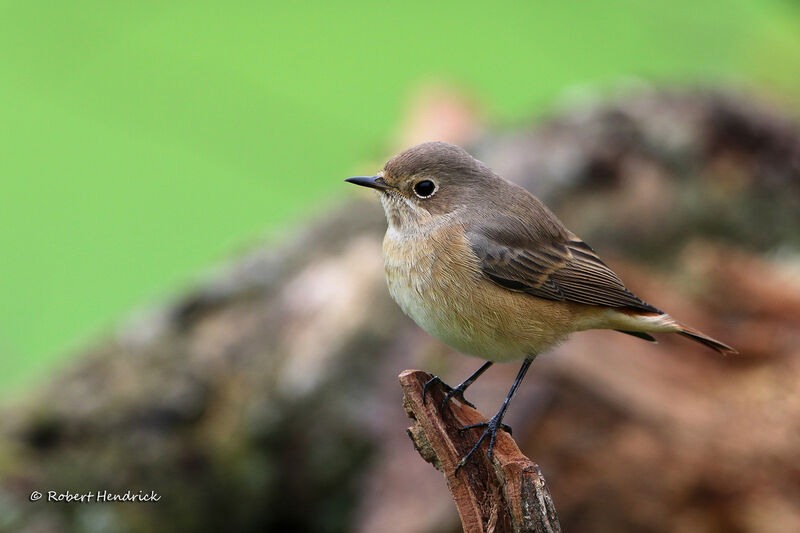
[[467, 224, 660, 314]]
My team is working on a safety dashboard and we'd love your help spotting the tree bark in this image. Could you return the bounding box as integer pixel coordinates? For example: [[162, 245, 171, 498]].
[[400, 370, 561, 533]]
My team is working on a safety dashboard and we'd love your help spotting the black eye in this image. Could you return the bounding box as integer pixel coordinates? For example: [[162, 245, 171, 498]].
[[413, 180, 436, 198]]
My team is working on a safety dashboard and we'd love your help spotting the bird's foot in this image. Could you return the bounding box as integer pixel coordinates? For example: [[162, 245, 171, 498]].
[[422, 375, 451, 404], [422, 375, 476, 410], [441, 383, 476, 410], [455, 415, 512, 471]]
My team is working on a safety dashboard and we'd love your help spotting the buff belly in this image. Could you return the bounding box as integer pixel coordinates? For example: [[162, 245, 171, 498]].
[[383, 227, 587, 362]]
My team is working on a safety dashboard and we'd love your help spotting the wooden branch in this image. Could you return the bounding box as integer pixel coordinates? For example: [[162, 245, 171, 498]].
[[400, 370, 561, 533]]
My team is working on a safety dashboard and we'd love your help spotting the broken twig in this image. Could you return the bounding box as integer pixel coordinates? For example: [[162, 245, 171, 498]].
[[400, 369, 561, 533]]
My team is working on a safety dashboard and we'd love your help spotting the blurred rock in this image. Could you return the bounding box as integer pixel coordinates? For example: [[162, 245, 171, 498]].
[[1, 88, 799, 533]]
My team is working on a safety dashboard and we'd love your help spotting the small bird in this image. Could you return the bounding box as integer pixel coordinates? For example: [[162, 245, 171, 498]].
[[346, 141, 735, 469]]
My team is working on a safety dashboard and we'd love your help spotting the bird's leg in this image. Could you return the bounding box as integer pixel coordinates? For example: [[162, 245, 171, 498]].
[[422, 361, 493, 409], [456, 358, 533, 471], [440, 361, 493, 410]]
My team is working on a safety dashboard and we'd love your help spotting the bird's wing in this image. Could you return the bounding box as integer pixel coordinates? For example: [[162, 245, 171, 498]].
[[467, 221, 660, 313]]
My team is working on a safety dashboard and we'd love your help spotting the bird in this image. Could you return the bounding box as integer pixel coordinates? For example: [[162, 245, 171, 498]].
[[345, 141, 735, 469]]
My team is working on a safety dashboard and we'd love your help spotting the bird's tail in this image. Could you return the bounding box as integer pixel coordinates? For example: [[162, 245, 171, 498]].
[[676, 323, 737, 355], [615, 310, 737, 355]]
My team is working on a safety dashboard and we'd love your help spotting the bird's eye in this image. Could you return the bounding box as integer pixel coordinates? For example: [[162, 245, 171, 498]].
[[413, 180, 436, 198]]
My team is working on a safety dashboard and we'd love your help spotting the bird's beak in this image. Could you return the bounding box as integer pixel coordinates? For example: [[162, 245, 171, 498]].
[[345, 175, 393, 191]]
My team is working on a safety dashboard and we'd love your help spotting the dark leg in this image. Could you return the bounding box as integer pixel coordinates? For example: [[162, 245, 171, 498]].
[[456, 358, 533, 471], [422, 361, 493, 409]]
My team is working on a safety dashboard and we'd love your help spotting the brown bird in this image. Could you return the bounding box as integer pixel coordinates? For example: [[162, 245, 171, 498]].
[[346, 141, 735, 469]]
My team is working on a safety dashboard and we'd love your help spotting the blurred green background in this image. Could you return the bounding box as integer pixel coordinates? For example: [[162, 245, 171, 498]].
[[2, 0, 800, 397]]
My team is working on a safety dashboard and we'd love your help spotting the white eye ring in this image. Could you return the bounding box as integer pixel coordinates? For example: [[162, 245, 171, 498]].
[[413, 180, 437, 198]]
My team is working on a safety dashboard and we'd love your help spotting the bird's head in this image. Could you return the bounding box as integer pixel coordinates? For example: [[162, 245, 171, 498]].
[[346, 142, 500, 230]]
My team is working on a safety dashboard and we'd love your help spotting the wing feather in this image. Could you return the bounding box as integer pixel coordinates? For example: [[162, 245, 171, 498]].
[[468, 222, 660, 313]]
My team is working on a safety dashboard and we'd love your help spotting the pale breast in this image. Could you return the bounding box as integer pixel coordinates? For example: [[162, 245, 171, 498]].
[[382, 224, 581, 362], [383, 225, 459, 329]]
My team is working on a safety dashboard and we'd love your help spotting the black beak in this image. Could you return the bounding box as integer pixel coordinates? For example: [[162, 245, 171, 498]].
[[345, 175, 392, 191]]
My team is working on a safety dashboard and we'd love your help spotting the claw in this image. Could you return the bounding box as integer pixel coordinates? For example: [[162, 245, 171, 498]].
[[424, 361, 492, 413], [422, 376, 452, 405], [456, 430, 490, 471], [423, 375, 477, 410], [454, 417, 514, 472], [441, 387, 476, 410], [458, 421, 512, 434]]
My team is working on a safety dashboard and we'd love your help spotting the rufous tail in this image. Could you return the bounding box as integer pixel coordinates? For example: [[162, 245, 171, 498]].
[[676, 323, 737, 354], [618, 310, 737, 354]]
